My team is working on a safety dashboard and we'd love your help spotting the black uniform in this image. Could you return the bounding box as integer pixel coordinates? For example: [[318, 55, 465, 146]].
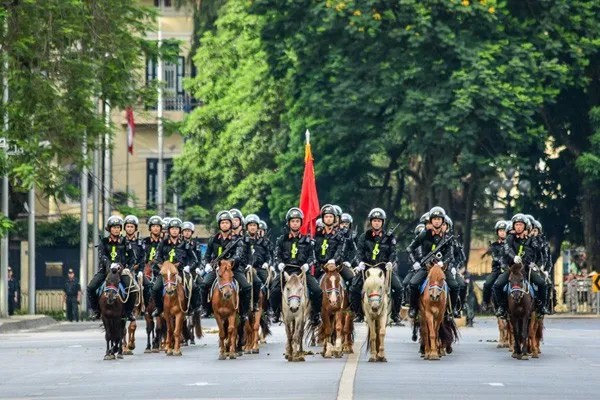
[[269, 231, 322, 320], [142, 236, 162, 271], [402, 241, 423, 305], [87, 236, 131, 315], [313, 227, 355, 287], [451, 237, 468, 309], [406, 229, 459, 315], [240, 233, 272, 309], [8, 276, 18, 316], [350, 230, 403, 318], [201, 233, 252, 317], [152, 236, 200, 313], [482, 240, 506, 306], [64, 278, 81, 322], [492, 233, 548, 312]]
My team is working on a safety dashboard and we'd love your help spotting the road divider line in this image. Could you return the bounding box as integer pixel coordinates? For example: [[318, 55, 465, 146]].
[[337, 324, 367, 400]]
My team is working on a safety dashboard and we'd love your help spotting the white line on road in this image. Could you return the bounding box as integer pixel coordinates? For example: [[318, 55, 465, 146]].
[[487, 382, 505, 387], [337, 324, 367, 400], [184, 382, 219, 387]]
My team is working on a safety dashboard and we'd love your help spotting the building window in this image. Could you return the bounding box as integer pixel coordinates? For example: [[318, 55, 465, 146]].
[[146, 158, 174, 209], [146, 56, 187, 111]]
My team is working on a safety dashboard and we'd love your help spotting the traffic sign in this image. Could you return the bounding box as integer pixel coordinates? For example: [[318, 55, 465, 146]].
[[592, 273, 600, 293]]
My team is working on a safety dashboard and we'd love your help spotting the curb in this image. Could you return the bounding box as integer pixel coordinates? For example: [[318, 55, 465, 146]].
[[0, 316, 58, 333]]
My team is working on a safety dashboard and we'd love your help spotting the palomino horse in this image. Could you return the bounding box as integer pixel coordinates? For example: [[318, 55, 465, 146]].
[[362, 266, 390, 362], [282, 270, 309, 362], [213, 259, 239, 360], [99, 264, 125, 360], [507, 263, 533, 360], [317, 262, 353, 358], [243, 268, 271, 354], [121, 268, 142, 355], [419, 262, 447, 360], [160, 262, 191, 356]]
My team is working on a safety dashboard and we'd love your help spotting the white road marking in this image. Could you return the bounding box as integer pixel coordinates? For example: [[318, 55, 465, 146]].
[[184, 382, 218, 386], [337, 324, 367, 400], [487, 382, 505, 387]]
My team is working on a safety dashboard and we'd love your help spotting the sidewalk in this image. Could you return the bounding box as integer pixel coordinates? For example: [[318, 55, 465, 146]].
[[0, 314, 57, 333]]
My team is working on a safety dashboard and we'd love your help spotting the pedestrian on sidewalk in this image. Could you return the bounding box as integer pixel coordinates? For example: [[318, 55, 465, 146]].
[[63, 268, 81, 322], [7, 266, 19, 316]]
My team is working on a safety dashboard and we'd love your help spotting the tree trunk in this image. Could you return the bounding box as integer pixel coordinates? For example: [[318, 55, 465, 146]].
[[581, 181, 600, 272], [462, 179, 477, 264]]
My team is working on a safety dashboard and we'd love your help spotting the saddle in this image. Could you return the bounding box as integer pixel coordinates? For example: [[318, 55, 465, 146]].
[[98, 281, 126, 298], [419, 277, 448, 295], [504, 281, 536, 298]]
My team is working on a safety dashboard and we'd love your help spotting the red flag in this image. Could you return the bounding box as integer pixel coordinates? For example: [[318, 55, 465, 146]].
[[126, 107, 135, 155], [299, 130, 320, 237]]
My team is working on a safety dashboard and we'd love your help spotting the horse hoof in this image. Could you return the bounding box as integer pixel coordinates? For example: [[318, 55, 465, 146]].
[[323, 354, 332, 359], [295, 356, 305, 362], [511, 352, 518, 359], [173, 351, 182, 356], [182, 342, 188, 347], [144, 348, 151, 354], [245, 350, 252, 355], [123, 350, 133, 356], [218, 354, 226, 360], [129, 344, 135, 350], [252, 349, 259, 354], [521, 355, 529, 360], [532, 353, 539, 359], [334, 352, 343, 359], [377, 356, 387, 362], [496, 344, 503, 349], [103, 355, 112, 360], [368, 356, 376, 362], [166, 350, 173, 356], [151, 349, 160, 353], [116, 354, 124, 359], [190, 340, 195, 345], [446, 346, 453, 354], [229, 354, 237, 360]]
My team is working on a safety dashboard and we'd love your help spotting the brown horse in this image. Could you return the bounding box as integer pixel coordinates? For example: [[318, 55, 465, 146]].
[[99, 265, 125, 360], [243, 269, 271, 354], [507, 263, 533, 360], [160, 262, 189, 356], [497, 317, 512, 349], [213, 259, 239, 360], [419, 263, 447, 360], [121, 268, 142, 355], [528, 310, 544, 358], [317, 262, 353, 358]]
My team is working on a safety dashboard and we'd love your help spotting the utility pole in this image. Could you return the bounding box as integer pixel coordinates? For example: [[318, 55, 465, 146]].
[[0, 46, 8, 317], [157, 0, 165, 216], [79, 134, 88, 311], [92, 135, 100, 281], [27, 185, 35, 314], [103, 101, 111, 226]]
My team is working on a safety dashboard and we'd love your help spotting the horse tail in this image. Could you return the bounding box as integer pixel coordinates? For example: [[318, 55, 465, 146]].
[[439, 316, 460, 346], [193, 311, 203, 339], [304, 319, 316, 345], [365, 328, 371, 354], [259, 312, 272, 337], [411, 318, 419, 342]]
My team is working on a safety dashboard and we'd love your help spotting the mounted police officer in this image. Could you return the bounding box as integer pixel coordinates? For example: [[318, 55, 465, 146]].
[[141, 215, 162, 305], [182, 221, 204, 299], [339, 213, 358, 278], [161, 217, 172, 238], [350, 208, 403, 324], [482, 220, 508, 310], [493, 213, 549, 317], [332, 205, 343, 229], [87, 216, 135, 321], [240, 214, 270, 311], [313, 205, 344, 279], [270, 207, 322, 325], [200, 210, 252, 320], [402, 223, 426, 306], [151, 218, 201, 317], [532, 220, 554, 312], [230, 208, 245, 237], [446, 216, 468, 314], [407, 206, 460, 319], [123, 215, 144, 275]]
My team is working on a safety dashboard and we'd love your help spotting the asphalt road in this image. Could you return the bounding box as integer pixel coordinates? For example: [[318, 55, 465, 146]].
[[0, 316, 598, 400]]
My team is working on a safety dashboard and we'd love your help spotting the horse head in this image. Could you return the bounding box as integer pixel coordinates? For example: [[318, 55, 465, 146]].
[[284, 272, 305, 313], [427, 262, 446, 302], [508, 263, 526, 304], [160, 262, 179, 296], [104, 265, 122, 305], [323, 269, 342, 308], [364, 268, 385, 313], [217, 259, 235, 300]]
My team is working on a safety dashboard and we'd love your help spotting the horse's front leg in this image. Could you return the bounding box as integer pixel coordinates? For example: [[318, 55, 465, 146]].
[[376, 313, 388, 362], [322, 313, 332, 358], [293, 317, 305, 362], [228, 314, 237, 359], [164, 312, 173, 356], [510, 316, 521, 359], [252, 308, 261, 353], [173, 312, 183, 356], [284, 319, 293, 361], [214, 315, 226, 360], [427, 313, 439, 360], [368, 316, 378, 362], [520, 316, 530, 360], [333, 311, 343, 358]]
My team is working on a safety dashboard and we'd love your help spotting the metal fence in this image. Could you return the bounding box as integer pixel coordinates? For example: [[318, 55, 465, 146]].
[[564, 278, 600, 314]]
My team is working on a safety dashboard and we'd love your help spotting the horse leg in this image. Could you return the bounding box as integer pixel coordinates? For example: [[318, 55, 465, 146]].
[[128, 320, 136, 351], [284, 320, 293, 361], [173, 312, 183, 356], [377, 314, 387, 362], [243, 316, 252, 354], [368, 318, 377, 362], [520, 316, 529, 360], [427, 313, 440, 360], [165, 312, 173, 356], [252, 308, 261, 353], [511, 316, 521, 359], [322, 313, 332, 358], [228, 314, 237, 359]]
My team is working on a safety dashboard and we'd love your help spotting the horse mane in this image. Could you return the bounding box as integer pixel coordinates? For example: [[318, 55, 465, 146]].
[[363, 268, 385, 292], [219, 259, 234, 271], [428, 264, 445, 282], [509, 263, 523, 276]]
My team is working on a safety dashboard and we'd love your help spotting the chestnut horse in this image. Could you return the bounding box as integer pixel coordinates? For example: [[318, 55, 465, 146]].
[[317, 262, 353, 358], [507, 263, 533, 360], [362, 266, 389, 362], [243, 269, 271, 354], [419, 263, 447, 360], [528, 311, 544, 358], [213, 259, 239, 360], [160, 262, 190, 356], [99, 265, 125, 360]]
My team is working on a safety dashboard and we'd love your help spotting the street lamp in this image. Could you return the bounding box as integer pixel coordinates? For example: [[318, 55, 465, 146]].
[[487, 169, 531, 219]]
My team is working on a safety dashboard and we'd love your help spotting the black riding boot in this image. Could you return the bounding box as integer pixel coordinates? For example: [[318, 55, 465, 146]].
[[391, 293, 402, 324], [125, 296, 136, 321], [87, 291, 100, 319], [408, 286, 420, 319]]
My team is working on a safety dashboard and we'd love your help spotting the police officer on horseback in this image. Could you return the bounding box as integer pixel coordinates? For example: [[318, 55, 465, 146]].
[[402, 223, 426, 306], [407, 206, 460, 319], [151, 218, 201, 317], [493, 213, 550, 317], [350, 208, 404, 324], [270, 207, 323, 325], [200, 210, 252, 320], [240, 214, 271, 312], [87, 216, 136, 321], [482, 220, 508, 311], [446, 216, 468, 316], [230, 208, 245, 237]]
